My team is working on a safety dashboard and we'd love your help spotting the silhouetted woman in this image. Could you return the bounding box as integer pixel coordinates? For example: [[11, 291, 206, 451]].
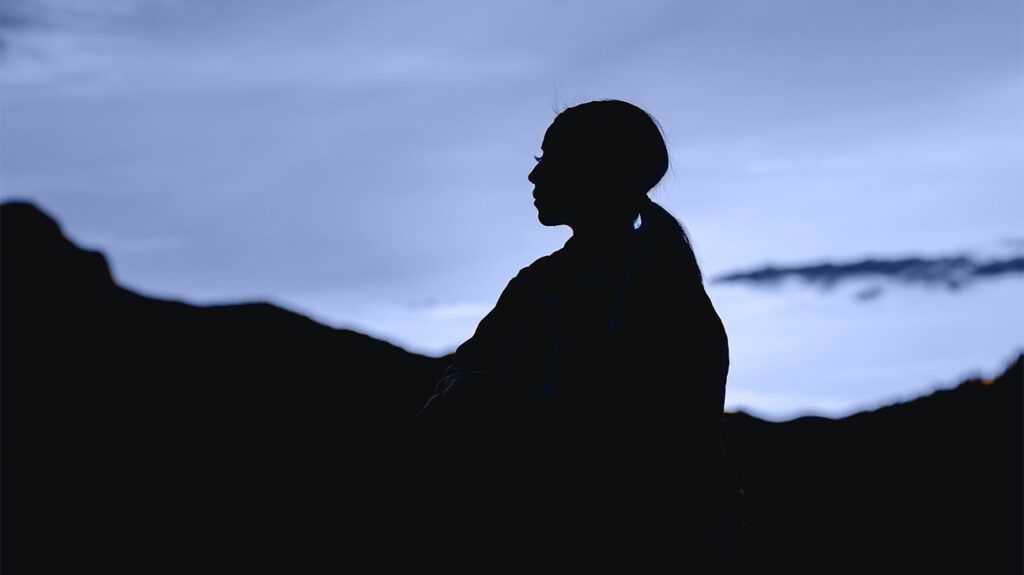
[[413, 100, 741, 571]]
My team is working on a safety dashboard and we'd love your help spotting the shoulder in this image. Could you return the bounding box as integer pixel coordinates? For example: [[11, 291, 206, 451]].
[[510, 246, 572, 285], [487, 250, 564, 309]]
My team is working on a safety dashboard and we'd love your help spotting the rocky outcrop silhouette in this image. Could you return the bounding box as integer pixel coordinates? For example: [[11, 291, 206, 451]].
[[1, 201, 449, 571], [2, 201, 1020, 572]]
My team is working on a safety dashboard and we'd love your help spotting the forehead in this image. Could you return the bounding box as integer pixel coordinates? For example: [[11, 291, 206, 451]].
[[540, 125, 557, 149], [540, 120, 576, 151]]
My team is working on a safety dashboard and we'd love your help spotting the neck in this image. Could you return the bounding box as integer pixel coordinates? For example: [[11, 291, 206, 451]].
[[568, 213, 640, 246]]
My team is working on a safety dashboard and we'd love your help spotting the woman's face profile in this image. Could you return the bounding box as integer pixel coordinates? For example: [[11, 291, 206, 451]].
[[527, 122, 594, 228]]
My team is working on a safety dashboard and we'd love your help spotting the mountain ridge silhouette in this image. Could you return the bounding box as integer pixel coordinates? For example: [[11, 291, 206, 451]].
[[2, 201, 1020, 572]]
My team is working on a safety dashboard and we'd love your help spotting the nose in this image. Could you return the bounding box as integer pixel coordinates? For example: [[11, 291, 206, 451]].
[[528, 162, 539, 185]]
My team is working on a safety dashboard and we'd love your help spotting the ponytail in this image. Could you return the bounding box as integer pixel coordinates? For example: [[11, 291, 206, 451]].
[[639, 199, 704, 285]]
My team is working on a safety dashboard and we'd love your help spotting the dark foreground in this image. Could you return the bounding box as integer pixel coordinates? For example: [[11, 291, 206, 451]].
[[2, 202, 1021, 572]]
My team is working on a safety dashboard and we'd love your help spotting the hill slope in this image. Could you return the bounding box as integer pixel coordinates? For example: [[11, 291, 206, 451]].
[[1, 202, 450, 570], [724, 357, 1022, 573]]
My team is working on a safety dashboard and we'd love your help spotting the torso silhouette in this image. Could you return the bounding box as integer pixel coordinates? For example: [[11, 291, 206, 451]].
[[423, 219, 727, 436], [413, 214, 735, 566]]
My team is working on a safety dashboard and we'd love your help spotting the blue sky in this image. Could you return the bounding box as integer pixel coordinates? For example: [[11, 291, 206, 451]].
[[2, 0, 1022, 419]]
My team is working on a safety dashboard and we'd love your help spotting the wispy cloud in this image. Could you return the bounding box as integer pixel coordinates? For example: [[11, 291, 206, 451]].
[[715, 254, 1024, 292], [68, 229, 187, 254], [0, 0, 173, 83]]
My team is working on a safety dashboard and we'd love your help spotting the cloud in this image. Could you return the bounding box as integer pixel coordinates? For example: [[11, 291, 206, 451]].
[[0, 0, 172, 83], [1, 0, 163, 33], [715, 254, 1024, 293], [67, 229, 187, 254]]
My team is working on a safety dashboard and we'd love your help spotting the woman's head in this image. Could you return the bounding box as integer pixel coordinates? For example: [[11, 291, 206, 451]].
[[528, 99, 669, 228]]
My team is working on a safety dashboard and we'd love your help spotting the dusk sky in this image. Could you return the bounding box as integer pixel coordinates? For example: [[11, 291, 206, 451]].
[[2, 0, 1021, 419]]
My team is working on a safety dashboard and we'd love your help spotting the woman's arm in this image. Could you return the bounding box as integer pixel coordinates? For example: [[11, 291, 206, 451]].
[[414, 267, 535, 426]]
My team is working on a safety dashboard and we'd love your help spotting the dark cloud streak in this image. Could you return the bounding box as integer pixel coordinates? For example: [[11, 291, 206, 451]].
[[715, 254, 1024, 292]]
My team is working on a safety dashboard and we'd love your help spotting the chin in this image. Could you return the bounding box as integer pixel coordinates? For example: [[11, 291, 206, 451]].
[[536, 211, 565, 227], [535, 200, 571, 226]]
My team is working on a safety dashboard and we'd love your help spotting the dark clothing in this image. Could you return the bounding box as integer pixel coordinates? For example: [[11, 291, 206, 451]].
[[412, 221, 740, 569]]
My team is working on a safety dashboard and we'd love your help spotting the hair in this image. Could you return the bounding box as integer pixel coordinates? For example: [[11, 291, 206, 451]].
[[553, 99, 704, 284]]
